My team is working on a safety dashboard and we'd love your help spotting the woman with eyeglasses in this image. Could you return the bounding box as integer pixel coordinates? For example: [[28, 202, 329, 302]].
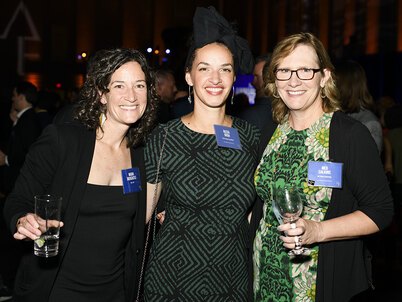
[[250, 33, 393, 301]]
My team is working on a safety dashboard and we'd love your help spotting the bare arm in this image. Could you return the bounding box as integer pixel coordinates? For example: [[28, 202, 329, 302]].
[[146, 182, 162, 223], [316, 210, 379, 241], [278, 210, 379, 249]]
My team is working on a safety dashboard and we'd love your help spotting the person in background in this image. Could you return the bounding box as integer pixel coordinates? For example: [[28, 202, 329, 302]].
[[35, 90, 58, 130], [169, 91, 194, 120], [4, 48, 158, 302], [376, 96, 397, 181], [155, 68, 177, 123], [238, 53, 275, 132], [0, 81, 41, 195], [251, 32, 393, 302], [52, 88, 80, 125], [227, 91, 250, 118], [144, 6, 259, 301], [336, 60, 383, 153], [384, 105, 402, 265], [155, 68, 177, 104]]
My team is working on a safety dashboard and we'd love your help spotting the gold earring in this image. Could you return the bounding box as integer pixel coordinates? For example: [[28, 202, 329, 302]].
[[99, 112, 106, 126], [320, 88, 327, 99]]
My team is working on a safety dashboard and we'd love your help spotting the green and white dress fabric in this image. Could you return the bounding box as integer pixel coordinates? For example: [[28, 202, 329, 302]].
[[253, 112, 334, 302]]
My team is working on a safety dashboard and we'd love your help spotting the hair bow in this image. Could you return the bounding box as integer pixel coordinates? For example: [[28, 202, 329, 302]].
[[187, 6, 254, 74]]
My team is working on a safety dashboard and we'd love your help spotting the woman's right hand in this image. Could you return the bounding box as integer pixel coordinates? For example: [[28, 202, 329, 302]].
[[14, 213, 42, 241], [14, 213, 64, 241]]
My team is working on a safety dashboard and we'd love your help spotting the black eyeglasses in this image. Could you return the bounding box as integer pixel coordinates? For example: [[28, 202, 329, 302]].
[[275, 68, 322, 81]]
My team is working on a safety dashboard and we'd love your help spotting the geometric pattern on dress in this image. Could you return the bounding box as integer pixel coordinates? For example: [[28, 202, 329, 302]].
[[144, 118, 260, 301]]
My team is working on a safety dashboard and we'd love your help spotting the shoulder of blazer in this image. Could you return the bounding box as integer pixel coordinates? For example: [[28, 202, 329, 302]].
[[13, 108, 40, 129], [130, 143, 145, 165], [329, 111, 368, 161], [44, 123, 95, 164], [18, 107, 36, 119], [56, 123, 95, 143]]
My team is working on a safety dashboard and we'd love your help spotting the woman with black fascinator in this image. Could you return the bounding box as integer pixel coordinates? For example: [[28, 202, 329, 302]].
[[144, 6, 260, 301]]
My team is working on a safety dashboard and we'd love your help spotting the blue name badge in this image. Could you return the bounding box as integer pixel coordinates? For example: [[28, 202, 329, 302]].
[[121, 168, 142, 194], [307, 161, 343, 188], [214, 125, 242, 150]]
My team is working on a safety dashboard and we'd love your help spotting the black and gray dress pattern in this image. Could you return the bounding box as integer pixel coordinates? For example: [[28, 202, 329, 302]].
[[144, 117, 260, 301]]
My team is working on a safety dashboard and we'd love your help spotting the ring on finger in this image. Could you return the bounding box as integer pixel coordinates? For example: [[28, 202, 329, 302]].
[[290, 222, 297, 229], [294, 236, 302, 248]]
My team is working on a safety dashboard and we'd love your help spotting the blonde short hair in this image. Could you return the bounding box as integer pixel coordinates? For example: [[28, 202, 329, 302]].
[[265, 32, 341, 124]]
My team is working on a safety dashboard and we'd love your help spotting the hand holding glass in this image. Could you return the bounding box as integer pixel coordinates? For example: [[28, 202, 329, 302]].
[[34, 195, 62, 257], [272, 185, 308, 256]]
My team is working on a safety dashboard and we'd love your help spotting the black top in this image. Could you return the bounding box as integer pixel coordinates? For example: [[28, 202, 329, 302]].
[[170, 97, 194, 119], [50, 184, 137, 301], [237, 96, 274, 132]]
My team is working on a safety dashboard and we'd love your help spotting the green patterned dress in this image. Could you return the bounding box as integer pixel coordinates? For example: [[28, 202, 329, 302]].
[[253, 113, 334, 302]]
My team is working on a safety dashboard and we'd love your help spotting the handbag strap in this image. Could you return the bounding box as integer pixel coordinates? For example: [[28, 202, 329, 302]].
[[135, 126, 168, 302]]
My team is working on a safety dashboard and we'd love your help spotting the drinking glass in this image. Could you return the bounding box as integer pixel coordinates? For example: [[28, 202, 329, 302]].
[[34, 195, 62, 257], [272, 185, 308, 256]]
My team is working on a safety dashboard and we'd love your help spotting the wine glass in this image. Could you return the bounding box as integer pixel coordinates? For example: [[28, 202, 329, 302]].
[[271, 185, 308, 256]]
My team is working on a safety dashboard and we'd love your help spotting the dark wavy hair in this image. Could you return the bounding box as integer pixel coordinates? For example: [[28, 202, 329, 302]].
[[336, 60, 375, 113], [15, 81, 38, 105], [75, 48, 158, 147]]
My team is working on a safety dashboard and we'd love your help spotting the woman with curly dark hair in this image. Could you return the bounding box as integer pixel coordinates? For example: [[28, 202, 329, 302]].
[[76, 48, 158, 146], [4, 48, 158, 302]]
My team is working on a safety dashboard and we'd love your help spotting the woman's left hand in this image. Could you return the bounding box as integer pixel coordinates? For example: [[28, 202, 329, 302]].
[[156, 211, 166, 224], [277, 218, 322, 249]]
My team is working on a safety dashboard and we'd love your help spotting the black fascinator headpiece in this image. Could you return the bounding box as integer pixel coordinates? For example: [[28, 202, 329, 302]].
[[186, 6, 254, 74]]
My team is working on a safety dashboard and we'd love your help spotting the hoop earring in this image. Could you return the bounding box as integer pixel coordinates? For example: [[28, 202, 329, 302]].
[[231, 86, 235, 105], [188, 86, 192, 104], [320, 88, 327, 99], [273, 91, 280, 98]]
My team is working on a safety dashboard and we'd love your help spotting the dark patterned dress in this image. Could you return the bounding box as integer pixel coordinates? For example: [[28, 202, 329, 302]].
[[253, 113, 333, 302], [144, 117, 260, 301]]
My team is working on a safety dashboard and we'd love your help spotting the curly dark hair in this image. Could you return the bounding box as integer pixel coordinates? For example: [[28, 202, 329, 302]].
[[75, 48, 158, 147]]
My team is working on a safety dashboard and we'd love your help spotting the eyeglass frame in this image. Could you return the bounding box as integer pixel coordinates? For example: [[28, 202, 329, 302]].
[[274, 68, 322, 81]]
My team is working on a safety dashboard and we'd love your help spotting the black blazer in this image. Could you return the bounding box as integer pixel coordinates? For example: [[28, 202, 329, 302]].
[[3, 108, 41, 193], [4, 123, 147, 302]]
